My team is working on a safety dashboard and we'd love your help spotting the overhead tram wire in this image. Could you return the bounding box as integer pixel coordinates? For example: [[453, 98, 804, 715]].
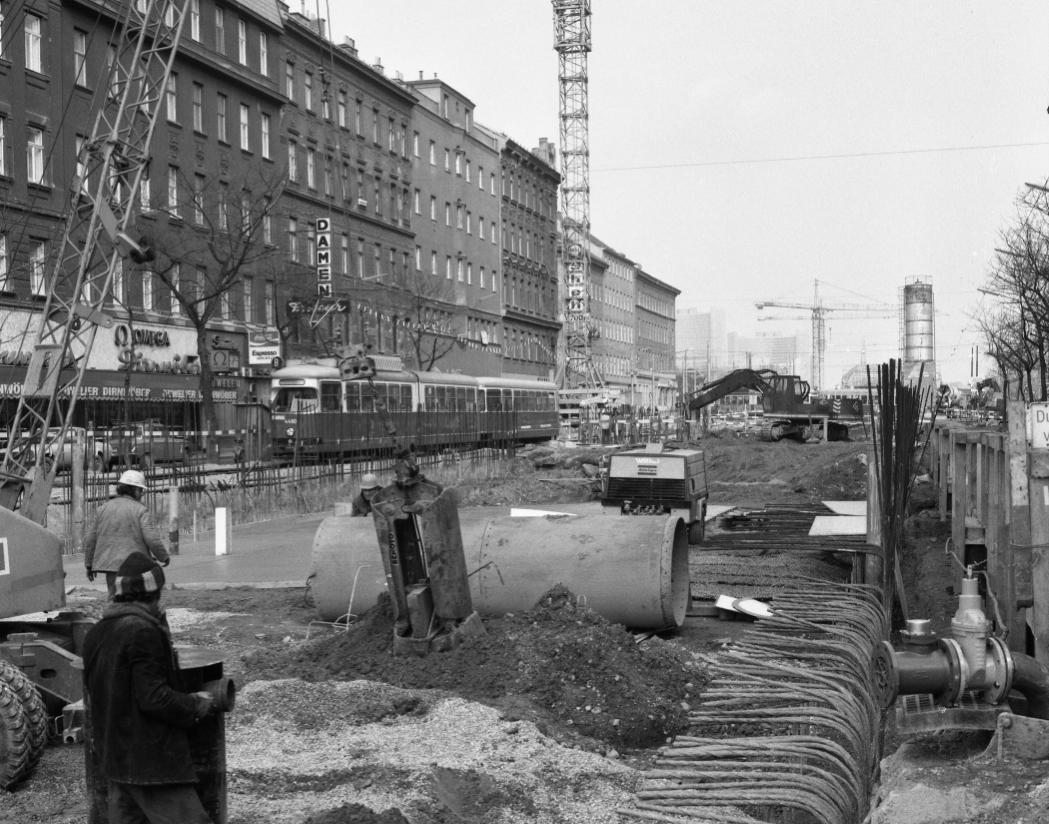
[[592, 140, 1049, 173]]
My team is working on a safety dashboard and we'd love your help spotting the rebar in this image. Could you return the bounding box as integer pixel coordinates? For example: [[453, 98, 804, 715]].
[[620, 583, 886, 824]]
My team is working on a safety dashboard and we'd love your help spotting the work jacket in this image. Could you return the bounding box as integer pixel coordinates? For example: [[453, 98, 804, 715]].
[[351, 491, 375, 517], [85, 494, 169, 572], [82, 602, 205, 785]]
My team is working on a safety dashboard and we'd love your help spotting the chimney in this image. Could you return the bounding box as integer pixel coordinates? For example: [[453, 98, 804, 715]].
[[395, 70, 403, 81], [338, 36, 357, 57], [419, 71, 423, 80], [372, 57, 384, 75]]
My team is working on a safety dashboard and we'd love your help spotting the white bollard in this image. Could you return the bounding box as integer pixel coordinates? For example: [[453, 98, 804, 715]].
[[215, 507, 232, 556]]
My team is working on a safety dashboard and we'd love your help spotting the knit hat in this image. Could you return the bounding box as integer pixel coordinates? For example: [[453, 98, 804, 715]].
[[114, 552, 166, 598]]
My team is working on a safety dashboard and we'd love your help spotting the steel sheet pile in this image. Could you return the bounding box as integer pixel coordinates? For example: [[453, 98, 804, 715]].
[[619, 582, 887, 824]]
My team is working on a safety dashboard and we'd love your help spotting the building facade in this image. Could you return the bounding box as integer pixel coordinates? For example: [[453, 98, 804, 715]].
[[588, 237, 637, 405], [402, 76, 502, 375], [635, 269, 679, 410]]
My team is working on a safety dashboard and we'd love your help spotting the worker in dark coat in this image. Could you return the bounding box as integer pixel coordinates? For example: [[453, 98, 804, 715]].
[[85, 469, 170, 597], [82, 553, 216, 824], [350, 473, 383, 516]]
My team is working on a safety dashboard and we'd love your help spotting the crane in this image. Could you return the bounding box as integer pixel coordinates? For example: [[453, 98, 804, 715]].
[[755, 280, 897, 392], [552, 0, 603, 393]]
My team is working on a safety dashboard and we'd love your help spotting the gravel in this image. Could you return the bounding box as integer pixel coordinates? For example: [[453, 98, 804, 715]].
[[227, 679, 641, 824]]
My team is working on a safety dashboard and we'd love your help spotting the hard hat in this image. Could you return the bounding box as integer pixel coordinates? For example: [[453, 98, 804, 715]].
[[361, 473, 381, 490], [118, 469, 149, 490]]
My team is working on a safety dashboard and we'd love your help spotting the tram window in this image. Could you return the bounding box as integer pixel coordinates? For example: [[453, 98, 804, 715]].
[[321, 382, 341, 412], [502, 389, 512, 410], [455, 386, 467, 410], [402, 385, 413, 410], [345, 382, 361, 412], [425, 385, 436, 411], [546, 391, 555, 411], [466, 387, 477, 411], [477, 390, 485, 412], [435, 386, 448, 411], [273, 387, 318, 413], [486, 388, 501, 411]]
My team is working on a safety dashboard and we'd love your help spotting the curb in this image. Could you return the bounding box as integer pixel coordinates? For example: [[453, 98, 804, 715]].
[[67, 581, 306, 594]]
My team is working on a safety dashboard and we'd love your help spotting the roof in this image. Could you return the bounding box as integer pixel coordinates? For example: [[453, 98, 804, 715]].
[[238, 0, 282, 29]]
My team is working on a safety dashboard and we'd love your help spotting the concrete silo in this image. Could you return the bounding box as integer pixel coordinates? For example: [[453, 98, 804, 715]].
[[899, 279, 937, 388]]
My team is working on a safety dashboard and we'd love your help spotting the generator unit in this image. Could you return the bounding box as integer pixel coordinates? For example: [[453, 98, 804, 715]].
[[601, 444, 709, 544]]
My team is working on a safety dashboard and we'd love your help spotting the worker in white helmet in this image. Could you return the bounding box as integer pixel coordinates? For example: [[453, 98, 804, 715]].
[[85, 469, 170, 597], [351, 473, 383, 516]]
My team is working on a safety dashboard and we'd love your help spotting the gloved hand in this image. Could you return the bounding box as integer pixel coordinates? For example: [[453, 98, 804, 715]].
[[86, 567, 96, 582], [192, 691, 216, 719]]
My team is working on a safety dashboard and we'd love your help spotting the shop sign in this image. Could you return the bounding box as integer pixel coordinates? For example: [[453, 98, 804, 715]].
[[248, 331, 281, 366]]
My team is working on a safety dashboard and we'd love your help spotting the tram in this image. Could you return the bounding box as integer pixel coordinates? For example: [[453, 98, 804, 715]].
[[269, 356, 559, 459]]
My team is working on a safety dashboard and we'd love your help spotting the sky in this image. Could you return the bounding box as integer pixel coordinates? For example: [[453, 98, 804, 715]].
[[320, 1, 1049, 386]]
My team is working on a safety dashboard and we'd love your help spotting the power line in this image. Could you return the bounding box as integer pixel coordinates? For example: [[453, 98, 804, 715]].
[[593, 140, 1049, 173]]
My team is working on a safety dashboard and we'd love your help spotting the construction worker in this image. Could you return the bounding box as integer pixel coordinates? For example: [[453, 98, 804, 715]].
[[85, 469, 170, 596], [351, 473, 383, 516], [83, 553, 216, 824]]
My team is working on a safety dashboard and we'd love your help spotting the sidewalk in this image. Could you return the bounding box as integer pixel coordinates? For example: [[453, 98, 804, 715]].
[[61, 502, 611, 591]]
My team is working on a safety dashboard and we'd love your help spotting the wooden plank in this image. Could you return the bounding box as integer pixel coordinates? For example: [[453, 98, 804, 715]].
[[952, 438, 968, 592], [939, 427, 950, 521], [1008, 399, 1032, 653]]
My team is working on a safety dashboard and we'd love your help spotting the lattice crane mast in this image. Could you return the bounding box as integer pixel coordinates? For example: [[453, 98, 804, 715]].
[[553, 0, 602, 391], [0, 0, 190, 523], [755, 280, 896, 392]]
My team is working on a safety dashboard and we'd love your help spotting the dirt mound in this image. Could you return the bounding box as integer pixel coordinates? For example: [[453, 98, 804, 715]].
[[243, 585, 702, 749], [304, 804, 409, 824]]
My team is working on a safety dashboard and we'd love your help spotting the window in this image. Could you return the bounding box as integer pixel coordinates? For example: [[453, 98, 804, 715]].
[[456, 205, 463, 230], [479, 266, 485, 289], [341, 234, 349, 274], [263, 199, 273, 244], [306, 148, 315, 188], [341, 162, 349, 199], [265, 281, 275, 325], [241, 192, 251, 232], [287, 140, 297, 181], [139, 165, 151, 210], [355, 100, 362, 134], [374, 179, 381, 214], [307, 224, 315, 265], [259, 32, 269, 75], [373, 245, 381, 278], [467, 263, 472, 285], [193, 174, 205, 224], [260, 112, 271, 158], [445, 203, 450, 226], [288, 217, 298, 262], [466, 212, 471, 235], [239, 103, 250, 150], [429, 141, 435, 165], [414, 246, 421, 270], [142, 270, 154, 312], [218, 181, 228, 231], [214, 7, 225, 54], [0, 235, 7, 290], [478, 218, 484, 241], [27, 128, 45, 185], [285, 61, 294, 100], [388, 117, 395, 151], [237, 19, 247, 64], [166, 74, 178, 121], [413, 132, 419, 157], [372, 109, 379, 143], [430, 196, 436, 221], [25, 15, 42, 73], [243, 277, 253, 323], [413, 189, 420, 215], [168, 166, 179, 217], [338, 91, 347, 127], [455, 153, 461, 175], [356, 239, 364, 277], [446, 256, 452, 280], [189, 0, 200, 40], [430, 251, 437, 276], [0, 118, 5, 176], [192, 83, 204, 131], [322, 91, 330, 121], [490, 173, 496, 195], [466, 160, 471, 183], [217, 94, 228, 142], [444, 149, 450, 171], [29, 242, 46, 296], [73, 29, 88, 86], [304, 72, 313, 110]]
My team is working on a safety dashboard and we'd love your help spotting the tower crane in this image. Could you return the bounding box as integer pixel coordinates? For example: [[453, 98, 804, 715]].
[[552, 0, 603, 394], [755, 280, 897, 392]]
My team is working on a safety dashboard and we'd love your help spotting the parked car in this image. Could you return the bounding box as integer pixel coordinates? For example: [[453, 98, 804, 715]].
[[109, 421, 201, 470], [50, 427, 113, 473]]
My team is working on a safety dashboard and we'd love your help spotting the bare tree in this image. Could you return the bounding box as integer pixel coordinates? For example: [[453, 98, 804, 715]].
[[384, 266, 460, 371], [136, 166, 285, 428]]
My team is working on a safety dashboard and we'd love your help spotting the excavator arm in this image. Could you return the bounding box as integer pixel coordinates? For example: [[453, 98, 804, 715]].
[[687, 369, 778, 414]]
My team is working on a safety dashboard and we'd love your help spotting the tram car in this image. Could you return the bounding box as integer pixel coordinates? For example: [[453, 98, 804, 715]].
[[269, 356, 559, 459]]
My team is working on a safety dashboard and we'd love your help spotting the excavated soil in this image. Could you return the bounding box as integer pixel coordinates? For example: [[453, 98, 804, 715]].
[[242, 585, 701, 750]]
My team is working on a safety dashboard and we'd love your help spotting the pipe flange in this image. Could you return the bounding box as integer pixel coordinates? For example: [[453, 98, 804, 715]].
[[984, 636, 1014, 705], [938, 637, 968, 704], [871, 640, 900, 709]]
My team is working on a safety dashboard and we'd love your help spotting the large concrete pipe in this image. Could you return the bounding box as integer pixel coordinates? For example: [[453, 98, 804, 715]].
[[310, 513, 690, 629]]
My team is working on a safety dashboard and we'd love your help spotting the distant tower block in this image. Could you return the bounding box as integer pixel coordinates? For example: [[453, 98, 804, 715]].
[[900, 278, 936, 388]]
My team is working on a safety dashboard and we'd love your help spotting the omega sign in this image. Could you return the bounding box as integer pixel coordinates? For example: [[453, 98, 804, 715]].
[[114, 325, 171, 349]]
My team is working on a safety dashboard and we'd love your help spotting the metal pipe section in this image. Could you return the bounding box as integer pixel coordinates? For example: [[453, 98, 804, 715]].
[[1012, 654, 1049, 720], [310, 513, 690, 629]]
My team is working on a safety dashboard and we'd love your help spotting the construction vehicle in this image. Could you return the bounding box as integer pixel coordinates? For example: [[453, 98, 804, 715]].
[[687, 369, 865, 442], [601, 443, 709, 545], [0, 0, 190, 789]]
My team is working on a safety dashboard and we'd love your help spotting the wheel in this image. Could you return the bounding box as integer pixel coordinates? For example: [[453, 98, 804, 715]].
[[688, 518, 705, 545], [140, 453, 154, 470], [0, 661, 47, 775], [0, 681, 30, 789]]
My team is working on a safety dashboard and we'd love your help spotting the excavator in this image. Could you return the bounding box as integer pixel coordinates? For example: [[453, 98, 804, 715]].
[[687, 369, 866, 442], [0, 0, 190, 788]]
